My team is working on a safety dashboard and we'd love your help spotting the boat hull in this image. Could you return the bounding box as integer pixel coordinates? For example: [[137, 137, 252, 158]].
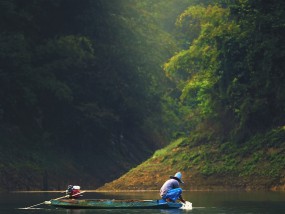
[[50, 199, 183, 209]]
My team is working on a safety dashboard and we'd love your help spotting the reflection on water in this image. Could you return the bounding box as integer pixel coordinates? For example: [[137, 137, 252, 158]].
[[64, 209, 190, 214], [1, 191, 285, 214], [62, 209, 188, 214]]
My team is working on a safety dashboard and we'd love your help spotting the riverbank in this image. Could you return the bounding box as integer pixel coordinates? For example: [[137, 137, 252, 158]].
[[9, 188, 285, 193], [98, 129, 285, 192]]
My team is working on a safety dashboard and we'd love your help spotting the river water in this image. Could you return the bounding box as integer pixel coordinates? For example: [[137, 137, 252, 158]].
[[1, 191, 285, 214]]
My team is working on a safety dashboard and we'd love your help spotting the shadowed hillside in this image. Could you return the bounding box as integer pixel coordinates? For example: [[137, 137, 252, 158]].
[[1, 0, 285, 191]]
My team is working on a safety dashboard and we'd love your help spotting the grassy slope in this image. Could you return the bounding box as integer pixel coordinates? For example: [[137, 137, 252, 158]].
[[98, 127, 285, 191]]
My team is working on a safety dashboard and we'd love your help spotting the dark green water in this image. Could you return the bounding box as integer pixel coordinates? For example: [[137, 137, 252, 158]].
[[1, 191, 285, 214]]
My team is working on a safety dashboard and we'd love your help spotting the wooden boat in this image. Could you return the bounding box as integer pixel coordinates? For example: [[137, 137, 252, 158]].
[[50, 199, 184, 209]]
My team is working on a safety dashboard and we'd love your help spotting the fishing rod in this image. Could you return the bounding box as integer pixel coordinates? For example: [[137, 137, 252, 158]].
[[22, 191, 86, 209]]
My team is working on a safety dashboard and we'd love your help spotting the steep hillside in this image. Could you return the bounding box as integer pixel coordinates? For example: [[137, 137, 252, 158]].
[[0, 126, 160, 191], [98, 127, 285, 191], [0, 0, 182, 191]]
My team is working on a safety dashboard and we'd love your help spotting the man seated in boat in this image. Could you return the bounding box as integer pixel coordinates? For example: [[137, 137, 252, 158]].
[[66, 185, 81, 199], [160, 172, 186, 203]]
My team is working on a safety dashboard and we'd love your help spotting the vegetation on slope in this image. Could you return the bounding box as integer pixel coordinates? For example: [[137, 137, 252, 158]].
[[100, 127, 285, 191], [0, 0, 189, 191], [99, 0, 285, 191], [1, 0, 285, 191]]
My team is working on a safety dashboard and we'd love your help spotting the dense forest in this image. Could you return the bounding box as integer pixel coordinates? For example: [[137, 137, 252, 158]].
[[100, 0, 285, 191], [0, 0, 191, 191], [1, 0, 285, 191]]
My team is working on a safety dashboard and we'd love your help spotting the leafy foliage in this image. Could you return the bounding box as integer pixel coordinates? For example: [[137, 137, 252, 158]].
[[164, 0, 285, 143], [0, 0, 185, 190], [1, 0, 285, 191]]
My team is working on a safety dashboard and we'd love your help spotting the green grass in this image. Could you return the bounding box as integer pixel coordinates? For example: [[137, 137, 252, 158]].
[[99, 127, 285, 191]]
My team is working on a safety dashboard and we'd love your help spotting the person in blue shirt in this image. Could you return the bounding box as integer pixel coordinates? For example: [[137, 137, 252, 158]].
[[160, 172, 186, 203]]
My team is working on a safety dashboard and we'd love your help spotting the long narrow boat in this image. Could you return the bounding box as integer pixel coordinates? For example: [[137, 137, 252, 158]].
[[50, 199, 185, 209]]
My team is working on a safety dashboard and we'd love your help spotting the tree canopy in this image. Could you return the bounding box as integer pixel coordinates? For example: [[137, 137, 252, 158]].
[[165, 0, 285, 142], [0, 0, 284, 190]]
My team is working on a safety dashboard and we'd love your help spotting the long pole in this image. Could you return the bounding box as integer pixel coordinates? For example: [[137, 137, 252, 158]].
[[22, 191, 86, 209]]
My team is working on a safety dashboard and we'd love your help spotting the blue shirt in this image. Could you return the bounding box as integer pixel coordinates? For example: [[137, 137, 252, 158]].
[[160, 178, 180, 197]]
